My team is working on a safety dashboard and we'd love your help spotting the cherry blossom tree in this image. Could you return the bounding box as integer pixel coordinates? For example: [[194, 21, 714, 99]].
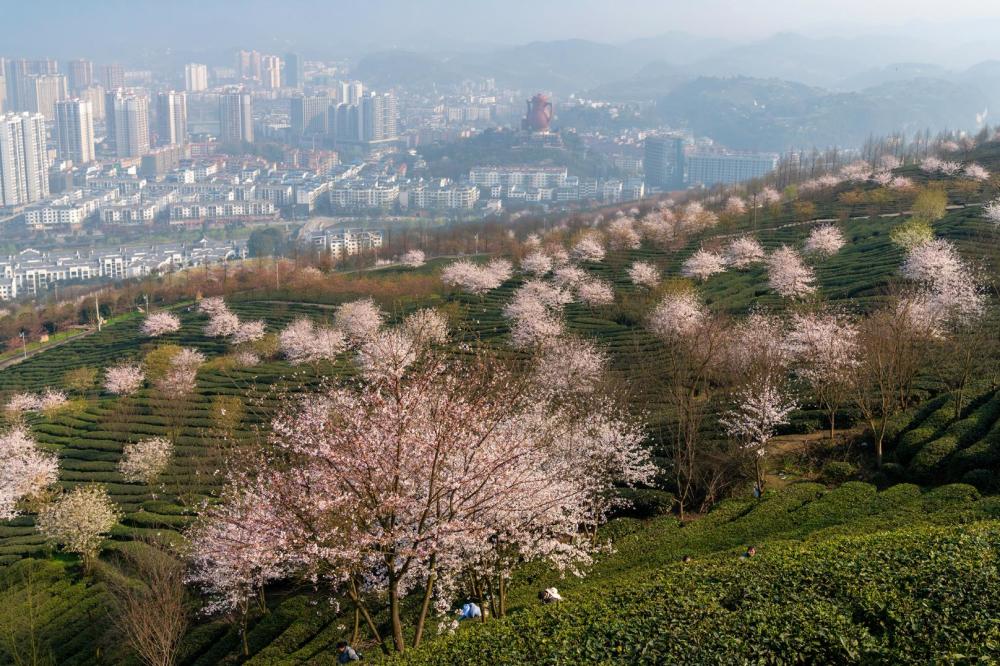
[[119, 437, 173, 484], [552, 265, 587, 289], [627, 261, 660, 289], [0, 427, 58, 520], [503, 285, 566, 349], [758, 187, 782, 206], [531, 337, 607, 397], [840, 162, 873, 183], [279, 318, 346, 365], [441, 261, 501, 296], [403, 309, 449, 346], [607, 217, 641, 250], [720, 380, 797, 494], [520, 251, 553, 276], [400, 249, 426, 268], [901, 238, 984, 325], [724, 237, 765, 269], [234, 351, 261, 368], [571, 234, 606, 262], [963, 163, 990, 181], [681, 249, 726, 282], [983, 197, 1000, 227], [648, 291, 706, 339], [105, 363, 145, 396], [575, 279, 615, 307], [197, 297, 229, 317], [37, 485, 121, 571], [37, 389, 68, 411], [767, 246, 816, 299], [483, 258, 514, 285], [4, 393, 41, 416], [155, 348, 205, 397], [142, 312, 182, 338], [334, 299, 384, 345], [205, 310, 241, 338], [356, 331, 419, 383], [725, 196, 747, 216], [784, 313, 859, 443], [231, 320, 266, 346], [803, 224, 846, 257]]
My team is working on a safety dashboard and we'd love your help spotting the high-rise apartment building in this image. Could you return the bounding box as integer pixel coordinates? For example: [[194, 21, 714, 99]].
[[4, 59, 31, 112], [28, 74, 67, 120], [184, 63, 209, 92], [101, 64, 125, 91], [31, 59, 58, 75], [361, 92, 398, 144], [219, 90, 253, 144], [66, 59, 93, 92], [79, 85, 106, 120], [284, 53, 302, 88], [236, 50, 262, 81], [685, 152, 779, 186], [290, 95, 330, 136], [106, 90, 150, 158], [261, 55, 281, 89], [347, 81, 364, 105], [0, 112, 49, 206], [644, 135, 686, 191], [54, 99, 95, 164], [156, 91, 188, 146]]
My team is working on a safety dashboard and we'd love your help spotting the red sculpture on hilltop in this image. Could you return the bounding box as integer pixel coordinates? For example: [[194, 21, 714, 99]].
[[523, 93, 554, 132]]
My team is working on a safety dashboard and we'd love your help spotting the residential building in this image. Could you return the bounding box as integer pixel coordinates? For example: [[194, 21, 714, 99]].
[[184, 63, 209, 92], [3, 59, 30, 112], [54, 99, 95, 164], [0, 112, 49, 206], [644, 135, 685, 191], [236, 50, 262, 81], [79, 85, 105, 120], [156, 91, 188, 146], [101, 64, 125, 91], [66, 59, 93, 92], [219, 90, 253, 144], [290, 95, 330, 136], [329, 180, 399, 208], [310, 228, 384, 258], [28, 74, 67, 120], [261, 55, 281, 89], [361, 92, 398, 143], [284, 53, 303, 88], [469, 166, 568, 189], [685, 152, 779, 186], [107, 90, 150, 158]]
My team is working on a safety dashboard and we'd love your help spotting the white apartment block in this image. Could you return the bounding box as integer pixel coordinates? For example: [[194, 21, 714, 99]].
[[469, 166, 568, 189], [311, 229, 384, 259]]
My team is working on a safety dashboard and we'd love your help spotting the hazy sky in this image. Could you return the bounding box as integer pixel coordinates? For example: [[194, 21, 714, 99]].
[[7, 0, 1000, 58]]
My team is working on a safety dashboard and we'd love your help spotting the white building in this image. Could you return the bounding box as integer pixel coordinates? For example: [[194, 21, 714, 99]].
[[107, 91, 150, 158], [469, 166, 568, 189], [184, 64, 209, 92], [311, 228, 384, 259], [55, 99, 96, 164], [0, 112, 49, 206]]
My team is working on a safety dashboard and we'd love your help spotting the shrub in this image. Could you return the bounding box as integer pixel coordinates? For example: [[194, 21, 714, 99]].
[[895, 427, 937, 465], [821, 461, 857, 485], [961, 469, 1000, 494], [908, 436, 960, 482]]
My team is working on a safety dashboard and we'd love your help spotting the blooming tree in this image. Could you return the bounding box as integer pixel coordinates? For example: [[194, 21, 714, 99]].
[[784, 313, 859, 442], [231, 320, 266, 346], [571, 234, 606, 262], [4, 393, 41, 415], [575, 279, 615, 307], [720, 380, 797, 493], [725, 237, 765, 269], [119, 437, 173, 484], [403, 309, 449, 346], [504, 283, 566, 349], [984, 197, 1000, 227], [441, 261, 502, 296], [627, 261, 661, 289], [0, 427, 58, 520], [648, 291, 706, 339], [155, 348, 205, 396], [205, 310, 241, 338], [963, 163, 990, 181], [37, 485, 121, 569], [725, 196, 747, 215], [400, 249, 426, 268], [767, 246, 816, 299], [681, 249, 726, 282], [552, 265, 587, 289], [607, 218, 641, 250], [483, 258, 514, 285], [105, 363, 145, 396], [142, 312, 182, 338], [356, 331, 419, 384], [803, 224, 846, 257], [334, 299, 384, 345], [520, 251, 553, 276], [197, 297, 229, 317], [279, 318, 346, 365], [532, 337, 607, 397]]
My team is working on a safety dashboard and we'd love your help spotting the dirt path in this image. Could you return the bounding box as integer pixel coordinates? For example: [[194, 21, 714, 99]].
[[0, 328, 96, 371]]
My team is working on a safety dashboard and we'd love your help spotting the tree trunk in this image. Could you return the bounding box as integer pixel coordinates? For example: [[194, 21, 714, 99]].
[[351, 607, 360, 645], [347, 580, 385, 653], [388, 579, 406, 653], [413, 568, 436, 648]]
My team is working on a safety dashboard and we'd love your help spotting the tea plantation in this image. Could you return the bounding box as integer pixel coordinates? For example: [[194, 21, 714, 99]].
[[1, 166, 1000, 663]]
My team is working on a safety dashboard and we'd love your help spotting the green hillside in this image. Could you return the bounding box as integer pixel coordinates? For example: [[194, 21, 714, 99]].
[[2, 149, 1000, 663]]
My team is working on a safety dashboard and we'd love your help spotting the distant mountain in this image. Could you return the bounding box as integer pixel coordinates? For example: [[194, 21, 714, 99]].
[[621, 31, 733, 65], [835, 63, 951, 91], [656, 76, 988, 151], [585, 60, 690, 101], [354, 50, 469, 87]]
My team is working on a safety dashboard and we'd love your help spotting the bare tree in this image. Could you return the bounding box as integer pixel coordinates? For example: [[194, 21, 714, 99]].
[[108, 542, 190, 666]]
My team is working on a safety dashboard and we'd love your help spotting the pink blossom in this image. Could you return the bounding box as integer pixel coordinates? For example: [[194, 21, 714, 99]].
[[234, 351, 261, 367], [156, 348, 205, 396], [0, 427, 59, 520], [197, 297, 229, 317], [758, 187, 782, 205], [725, 237, 765, 269], [141, 312, 182, 338], [484, 258, 514, 285], [803, 224, 846, 257], [119, 437, 173, 483], [725, 196, 747, 215], [520, 251, 553, 276], [984, 197, 1000, 227], [767, 246, 816, 299], [231, 320, 266, 346], [403, 308, 450, 346], [205, 310, 241, 338], [648, 291, 706, 339], [279, 319, 346, 365], [334, 299, 384, 344], [784, 313, 859, 385], [441, 260, 503, 295], [532, 337, 607, 396], [400, 249, 426, 268], [104, 363, 145, 396], [552, 265, 588, 289], [627, 261, 661, 289], [572, 234, 606, 263], [964, 163, 990, 181], [721, 380, 797, 458], [37, 389, 68, 411], [576, 279, 615, 307], [607, 218, 641, 250], [840, 162, 872, 183], [681, 249, 727, 282], [356, 330, 419, 383]]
